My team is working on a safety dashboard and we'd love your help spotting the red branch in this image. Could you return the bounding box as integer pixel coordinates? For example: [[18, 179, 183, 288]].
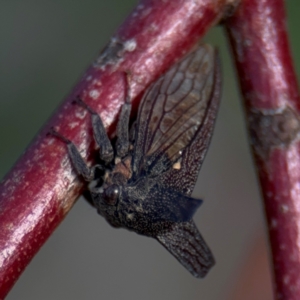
[[226, 0, 300, 299], [0, 0, 228, 298]]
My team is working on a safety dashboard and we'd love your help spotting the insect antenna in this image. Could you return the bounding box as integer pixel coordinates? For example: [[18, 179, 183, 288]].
[[48, 127, 95, 181], [73, 97, 114, 164], [115, 72, 133, 159], [73, 97, 97, 114], [48, 127, 72, 144]]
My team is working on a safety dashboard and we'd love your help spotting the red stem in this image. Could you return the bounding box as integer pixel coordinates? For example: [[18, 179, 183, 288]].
[[0, 0, 227, 298], [226, 0, 300, 298]]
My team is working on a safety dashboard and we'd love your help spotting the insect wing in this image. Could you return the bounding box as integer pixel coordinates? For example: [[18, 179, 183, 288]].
[[132, 44, 220, 179], [131, 45, 220, 277], [156, 220, 215, 278], [160, 49, 220, 196]]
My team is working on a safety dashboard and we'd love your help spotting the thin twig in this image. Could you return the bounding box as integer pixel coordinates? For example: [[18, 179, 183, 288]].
[[226, 0, 300, 298]]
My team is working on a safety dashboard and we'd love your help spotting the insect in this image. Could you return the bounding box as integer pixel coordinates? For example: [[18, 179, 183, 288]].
[[51, 44, 221, 278]]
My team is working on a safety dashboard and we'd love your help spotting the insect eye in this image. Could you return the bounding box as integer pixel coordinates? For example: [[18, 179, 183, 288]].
[[103, 185, 119, 206]]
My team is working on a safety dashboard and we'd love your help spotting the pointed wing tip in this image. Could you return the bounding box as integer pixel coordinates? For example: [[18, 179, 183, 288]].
[[191, 254, 215, 279], [156, 220, 215, 278], [184, 242, 215, 279]]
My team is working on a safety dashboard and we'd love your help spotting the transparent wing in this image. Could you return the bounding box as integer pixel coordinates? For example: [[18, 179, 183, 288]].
[[132, 44, 219, 177]]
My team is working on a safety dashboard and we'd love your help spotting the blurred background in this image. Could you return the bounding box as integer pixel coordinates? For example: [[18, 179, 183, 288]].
[[0, 1, 299, 299]]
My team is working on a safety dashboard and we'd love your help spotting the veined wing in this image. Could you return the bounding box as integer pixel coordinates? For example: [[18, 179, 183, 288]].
[[132, 44, 219, 177], [156, 220, 215, 278]]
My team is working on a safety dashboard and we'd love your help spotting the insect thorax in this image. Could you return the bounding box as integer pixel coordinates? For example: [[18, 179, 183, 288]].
[[91, 157, 175, 237]]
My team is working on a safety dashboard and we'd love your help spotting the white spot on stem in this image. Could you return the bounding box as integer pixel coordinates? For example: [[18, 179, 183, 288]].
[[89, 89, 100, 100], [281, 204, 289, 213], [271, 218, 278, 228], [124, 39, 137, 52], [68, 122, 79, 129]]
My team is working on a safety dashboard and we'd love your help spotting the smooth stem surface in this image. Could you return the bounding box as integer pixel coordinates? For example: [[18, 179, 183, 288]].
[[226, 0, 300, 298]]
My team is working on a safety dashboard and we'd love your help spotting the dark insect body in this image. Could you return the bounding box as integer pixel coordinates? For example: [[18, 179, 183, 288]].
[[51, 44, 221, 278]]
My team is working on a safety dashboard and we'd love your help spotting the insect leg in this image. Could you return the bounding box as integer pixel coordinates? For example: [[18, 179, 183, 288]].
[[75, 98, 114, 164], [115, 72, 132, 158], [49, 128, 101, 182], [129, 120, 136, 147]]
